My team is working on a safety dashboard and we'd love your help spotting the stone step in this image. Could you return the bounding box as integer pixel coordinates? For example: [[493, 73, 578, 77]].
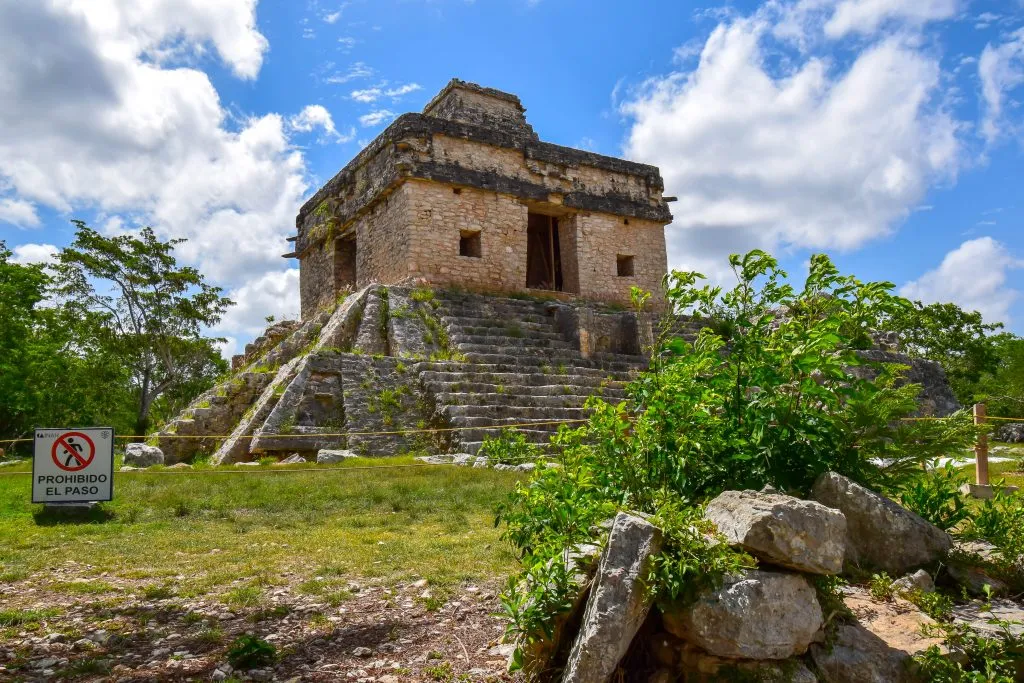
[[451, 415, 586, 428], [455, 343, 579, 356], [419, 368, 633, 385], [455, 322, 563, 336], [460, 352, 643, 371], [445, 404, 590, 420], [449, 334, 575, 349], [431, 382, 627, 397], [439, 312, 554, 327], [436, 391, 622, 408]]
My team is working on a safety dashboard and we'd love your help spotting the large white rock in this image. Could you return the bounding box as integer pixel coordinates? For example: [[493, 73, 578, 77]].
[[561, 512, 663, 683], [316, 449, 357, 464], [706, 490, 847, 574], [662, 569, 823, 660], [123, 443, 164, 468], [811, 472, 951, 575]]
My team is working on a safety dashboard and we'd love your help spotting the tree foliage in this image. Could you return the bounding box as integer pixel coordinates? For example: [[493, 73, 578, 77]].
[[0, 223, 231, 450], [52, 222, 232, 435], [887, 301, 1003, 405]]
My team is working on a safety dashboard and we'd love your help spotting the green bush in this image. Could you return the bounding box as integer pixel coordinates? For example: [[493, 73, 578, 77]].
[[226, 634, 276, 669], [896, 461, 970, 531], [961, 487, 1024, 569], [479, 429, 541, 465], [495, 250, 979, 665], [914, 621, 1024, 682]]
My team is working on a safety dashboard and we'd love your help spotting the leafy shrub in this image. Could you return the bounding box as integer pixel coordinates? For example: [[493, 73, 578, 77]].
[[479, 429, 541, 465], [961, 487, 1024, 571], [868, 573, 895, 602], [914, 621, 1024, 682], [896, 462, 970, 531], [496, 250, 979, 663], [226, 634, 276, 669]]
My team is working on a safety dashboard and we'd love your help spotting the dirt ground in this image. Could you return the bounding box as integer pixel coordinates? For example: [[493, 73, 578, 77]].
[[0, 565, 520, 682]]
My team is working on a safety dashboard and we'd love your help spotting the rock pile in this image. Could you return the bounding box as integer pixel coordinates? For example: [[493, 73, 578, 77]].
[[996, 422, 1024, 443], [520, 473, 975, 682]]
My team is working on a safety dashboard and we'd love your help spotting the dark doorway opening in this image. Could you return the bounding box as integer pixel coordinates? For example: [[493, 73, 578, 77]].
[[334, 235, 356, 292], [526, 213, 562, 291]]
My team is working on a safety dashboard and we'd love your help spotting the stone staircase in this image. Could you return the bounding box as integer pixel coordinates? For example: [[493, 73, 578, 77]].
[[421, 292, 650, 453]]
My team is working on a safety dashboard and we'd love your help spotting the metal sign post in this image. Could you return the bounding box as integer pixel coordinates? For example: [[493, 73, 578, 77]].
[[32, 428, 114, 504]]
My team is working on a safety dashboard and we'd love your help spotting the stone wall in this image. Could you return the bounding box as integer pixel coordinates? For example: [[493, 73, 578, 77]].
[[354, 183, 412, 289], [572, 212, 667, 307], [405, 180, 527, 293], [299, 243, 335, 320]]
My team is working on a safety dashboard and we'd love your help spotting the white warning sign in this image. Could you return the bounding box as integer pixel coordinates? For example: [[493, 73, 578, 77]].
[[33, 428, 114, 503]]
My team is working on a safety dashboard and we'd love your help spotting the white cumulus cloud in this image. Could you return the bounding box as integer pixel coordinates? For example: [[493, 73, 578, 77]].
[[288, 104, 355, 143], [359, 109, 397, 127], [0, 0, 304, 292], [0, 197, 40, 227], [10, 243, 59, 265], [216, 269, 302, 338], [979, 28, 1024, 142], [621, 8, 963, 281], [900, 237, 1023, 325]]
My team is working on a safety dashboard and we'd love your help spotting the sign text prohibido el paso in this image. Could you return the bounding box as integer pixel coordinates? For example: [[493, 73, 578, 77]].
[[33, 428, 114, 503]]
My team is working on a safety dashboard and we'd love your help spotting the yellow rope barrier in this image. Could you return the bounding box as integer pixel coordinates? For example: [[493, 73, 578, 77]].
[[0, 418, 590, 446]]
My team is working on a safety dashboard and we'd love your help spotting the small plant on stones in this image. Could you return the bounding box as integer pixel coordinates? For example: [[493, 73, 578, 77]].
[[226, 634, 276, 669], [478, 428, 540, 465]]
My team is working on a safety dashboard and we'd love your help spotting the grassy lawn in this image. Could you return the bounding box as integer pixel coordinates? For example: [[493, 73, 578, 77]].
[[0, 457, 521, 599]]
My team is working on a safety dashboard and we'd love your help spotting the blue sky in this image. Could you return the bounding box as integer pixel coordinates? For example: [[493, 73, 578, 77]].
[[0, 0, 1022, 354]]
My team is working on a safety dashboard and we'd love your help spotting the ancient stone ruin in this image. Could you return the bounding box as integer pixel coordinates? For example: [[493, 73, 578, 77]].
[[149, 80, 960, 464]]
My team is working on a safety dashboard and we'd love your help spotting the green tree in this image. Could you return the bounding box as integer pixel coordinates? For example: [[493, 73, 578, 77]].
[[975, 333, 1024, 418], [886, 301, 1003, 404], [53, 222, 232, 436], [0, 242, 50, 439]]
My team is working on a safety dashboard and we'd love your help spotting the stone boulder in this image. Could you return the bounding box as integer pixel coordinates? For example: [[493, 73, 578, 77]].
[[892, 569, 934, 595], [562, 513, 663, 683], [316, 449, 357, 464], [811, 472, 951, 574], [811, 586, 943, 683], [276, 454, 306, 465], [124, 443, 164, 468], [705, 489, 846, 574], [662, 569, 823, 660], [996, 423, 1024, 443]]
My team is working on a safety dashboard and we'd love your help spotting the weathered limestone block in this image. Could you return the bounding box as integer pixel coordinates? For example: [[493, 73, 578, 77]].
[[354, 286, 388, 355], [892, 569, 935, 595], [124, 444, 164, 468], [810, 587, 943, 683], [675, 642, 820, 683], [953, 599, 1024, 638], [317, 449, 357, 464], [517, 542, 603, 677], [705, 490, 846, 575], [276, 454, 307, 465], [562, 512, 663, 683], [811, 472, 951, 574], [662, 569, 823, 660]]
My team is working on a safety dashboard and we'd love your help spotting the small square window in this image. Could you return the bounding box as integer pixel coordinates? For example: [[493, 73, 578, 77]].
[[459, 230, 481, 258], [616, 254, 635, 277]]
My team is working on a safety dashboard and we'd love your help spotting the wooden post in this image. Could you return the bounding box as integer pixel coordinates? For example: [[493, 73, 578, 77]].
[[975, 402, 989, 486]]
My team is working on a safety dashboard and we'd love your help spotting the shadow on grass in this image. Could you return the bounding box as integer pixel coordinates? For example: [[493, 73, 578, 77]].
[[32, 504, 116, 526]]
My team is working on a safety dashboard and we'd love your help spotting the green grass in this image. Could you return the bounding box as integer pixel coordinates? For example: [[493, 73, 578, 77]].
[[0, 456, 520, 597]]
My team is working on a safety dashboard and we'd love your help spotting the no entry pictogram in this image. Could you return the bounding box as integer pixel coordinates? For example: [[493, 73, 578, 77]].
[[51, 431, 96, 472]]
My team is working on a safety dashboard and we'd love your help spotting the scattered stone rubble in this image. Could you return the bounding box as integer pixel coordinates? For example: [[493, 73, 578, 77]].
[[516, 472, 1020, 682], [996, 422, 1024, 443]]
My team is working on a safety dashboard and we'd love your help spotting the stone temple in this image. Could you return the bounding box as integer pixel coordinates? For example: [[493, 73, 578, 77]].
[[289, 79, 673, 317], [151, 80, 958, 464]]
